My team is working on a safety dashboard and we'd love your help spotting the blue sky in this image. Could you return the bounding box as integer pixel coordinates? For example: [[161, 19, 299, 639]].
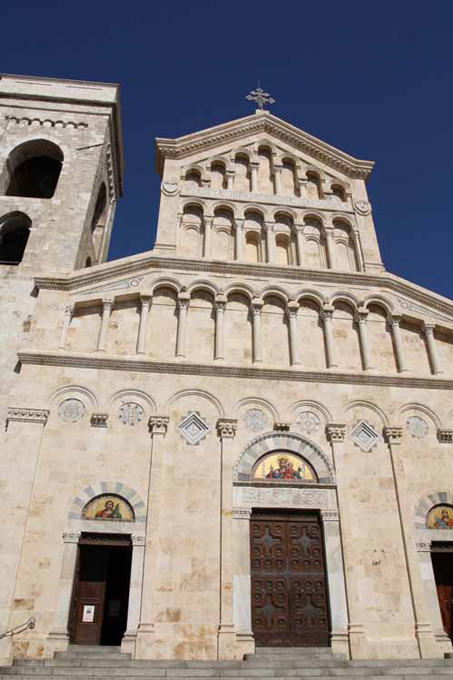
[[3, 1, 453, 297]]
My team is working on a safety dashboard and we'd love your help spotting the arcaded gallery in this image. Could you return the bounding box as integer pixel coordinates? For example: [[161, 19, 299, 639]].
[[2, 75, 453, 670]]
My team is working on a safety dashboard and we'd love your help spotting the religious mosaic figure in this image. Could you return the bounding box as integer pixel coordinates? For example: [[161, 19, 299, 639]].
[[95, 499, 122, 520], [427, 505, 453, 529], [253, 451, 317, 483], [266, 456, 305, 480], [82, 494, 134, 522]]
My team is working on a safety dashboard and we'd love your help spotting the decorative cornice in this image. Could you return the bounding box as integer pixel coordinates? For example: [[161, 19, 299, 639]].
[[217, 418, 238, 439], [7, 407, 49, 425], [155, 112, 374, 179], [148, 415, 169, 435], [6, 115, 88, 130], [90, 412, 108, 428], [17, 350, 453, 391], [33, 257, 453, 324]]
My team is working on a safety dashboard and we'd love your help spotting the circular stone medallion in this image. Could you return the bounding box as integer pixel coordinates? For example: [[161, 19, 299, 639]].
[[244, 408, 269, 433], [58, 398, 86, 423], [118, 402, 144, 427], [296, 410, 321, 435], [406, 416, 429, 439]]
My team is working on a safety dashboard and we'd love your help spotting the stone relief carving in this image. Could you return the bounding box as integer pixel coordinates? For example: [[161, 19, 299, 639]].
[[244, 408, 269, 433], [296, 410, 321, 435], [178, 411, 210, 445], [240, 487, 329, 508], [7, 407, 49, 425], [406, 416, 429, 439], [161, 181, 180, 196], [350, 421, 380, 452], [58, 398, 86, 423], [354, 200, 371, 215], [118, 402, 144, 427]]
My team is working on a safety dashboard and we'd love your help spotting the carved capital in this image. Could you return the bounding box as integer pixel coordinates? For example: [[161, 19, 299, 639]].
[[423, 322, 435, 337], [140, 295, 152, 310], [7, 407, 49, 425], [274, 422, 290, 432], [177, 293, 190, 311], [321, 304, 335, 322], [64, 304, 74, 318], [320, 509, 340, 522], [326, 423, 346, 442], [286, 301, 299, 319], [264, 221, 274, 233], [90, 412, 109, 428], [438, 429, 453, 444], [251, 299, 263, 315], [390, 315, 402, 328], [356, 310, 369, 324], [131, 534, 146, 547], [148, 415, 170, 436], [233, 507, 251, 520], [384, 426, 403, 445], [416, 540, 432, 553], [217, 418, 238, 439], [274, 165, 283, 174], [215, 297, 227, 313], [62, 532, 81, 544]]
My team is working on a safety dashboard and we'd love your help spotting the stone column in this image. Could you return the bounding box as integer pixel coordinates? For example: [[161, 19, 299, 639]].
[[383, 427, 436, 658], [250, 162, 259, 193], [203, 216, 213, 259], [264, 222, 275, 264], [390, 316, 408, 373], [297, 176, 306, 198], [58, 305, 74, 350], [176, 293, 190, 357], [325, 228, 336, 269], [136, 296, 152, 355], [226, 170, 235, 190], [326, 424, 366, 659], [356, 310, 373, 371], [353, 230, 364, 272], [423, 323, 442, 375], [47, 532, 81, 650], [235, 219, 244, 262], [122, 534, 146, 656], [295, 225, 304, 266], [286, 301, 301, 366], [96, 299, 113, 352], [215, 298, 226, 361], [320, 510, 349, 658], [251, 299, 263, 363], [217, 418, 238, 659], [273, 165, 282, 194], [321, 305, 337, 368], [136, 416, 169, 658]]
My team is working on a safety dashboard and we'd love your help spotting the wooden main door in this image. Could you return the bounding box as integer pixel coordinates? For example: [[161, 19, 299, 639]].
[[250, 510, 330, 647], [69, 535, 132, 646], [432, 546, 453, 641]]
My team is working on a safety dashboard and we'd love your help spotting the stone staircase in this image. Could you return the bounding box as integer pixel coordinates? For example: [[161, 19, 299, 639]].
[[2, 645, 453, 680]]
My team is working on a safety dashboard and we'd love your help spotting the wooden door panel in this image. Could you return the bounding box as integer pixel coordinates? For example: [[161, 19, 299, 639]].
[[251, 512, 329, 647]]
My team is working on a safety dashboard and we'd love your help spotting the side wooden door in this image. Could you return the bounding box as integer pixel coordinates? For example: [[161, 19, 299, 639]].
[[432, 550, 453, 640], [72, 546, 108, 645], [250, 511, 330, 647]]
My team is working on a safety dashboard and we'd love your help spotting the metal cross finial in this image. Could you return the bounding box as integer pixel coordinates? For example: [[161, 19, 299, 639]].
[[246, 85, 275, 111]]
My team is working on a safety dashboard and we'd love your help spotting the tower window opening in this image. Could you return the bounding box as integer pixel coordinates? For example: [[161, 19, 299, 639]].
[[5, 140, 63, 199], [0, 213, 31, 265]]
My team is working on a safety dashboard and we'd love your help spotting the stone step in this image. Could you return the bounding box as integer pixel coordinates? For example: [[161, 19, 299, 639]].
[[3, 668, 453, 677], [244, 657, 346, 663], [0, 674, 449, 680], [54, 652, 131, 662]]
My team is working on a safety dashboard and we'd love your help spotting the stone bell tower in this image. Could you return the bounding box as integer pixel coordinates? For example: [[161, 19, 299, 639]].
[[0, 74, 123, 419]]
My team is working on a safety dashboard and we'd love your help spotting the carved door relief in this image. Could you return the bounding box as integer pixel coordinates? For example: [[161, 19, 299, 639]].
[[432, 544, 453, 641], [250, 510, 330, 647]]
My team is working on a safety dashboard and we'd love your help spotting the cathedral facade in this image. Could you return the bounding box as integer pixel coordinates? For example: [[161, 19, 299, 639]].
[[2, 74, 453, 664]]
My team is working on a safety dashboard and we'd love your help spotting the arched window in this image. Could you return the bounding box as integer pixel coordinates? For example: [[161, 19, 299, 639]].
[[211, 162, 227, 190], [85, 256, 92, 268], [331, 184, 346, 202], [275, 234, 291, 265], [91, 183, 107, 233], [184, 169, 201, 190], [5, 140, 63, 199], [0, 212, 31, 265], [305, 171, 322, 200]]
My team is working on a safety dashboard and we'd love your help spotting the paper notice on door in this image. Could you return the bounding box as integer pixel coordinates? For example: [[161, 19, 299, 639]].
[[82, 605, 95, 623]]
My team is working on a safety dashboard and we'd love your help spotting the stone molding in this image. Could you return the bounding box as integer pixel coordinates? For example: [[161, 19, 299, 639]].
[[274, 422, 290, 431], [217, 418, 238, 439], [90, 412, 109, 428], [320, 509, 340, 522], [32, 257, 453, 323], [5, 115, 88, 129], [148, 415, 170, 436], [416, 540, 432, 552], [326, 423, 346, 442], [7, 407, 49, 425], [18, 350, 453, 391], [131, 535, 146, 546]]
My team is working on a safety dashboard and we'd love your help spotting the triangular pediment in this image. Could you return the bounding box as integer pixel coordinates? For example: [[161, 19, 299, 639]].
[[155, 111, 374, 180]]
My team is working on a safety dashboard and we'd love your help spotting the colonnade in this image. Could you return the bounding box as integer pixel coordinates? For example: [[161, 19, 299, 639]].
[[59, 297, 444, 376], [180, 212, 362, 270]]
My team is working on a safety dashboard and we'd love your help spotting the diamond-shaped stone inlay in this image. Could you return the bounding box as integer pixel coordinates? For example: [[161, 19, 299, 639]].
[[350, 421, 380, 452], [178, 411, 210, 446]]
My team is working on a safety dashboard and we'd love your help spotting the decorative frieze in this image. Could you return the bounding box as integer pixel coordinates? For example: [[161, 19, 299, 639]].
[[236, 486, 329, 509], [416, 540, 432, 553], [233, 508, 251, 520], [90, 412, 109, 428], [296, 411, 321, 435], [320, 509, 340, 522], [118, 402, 144, 427], [7, 407, 49, 425], [148, 415, 170, 436]]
